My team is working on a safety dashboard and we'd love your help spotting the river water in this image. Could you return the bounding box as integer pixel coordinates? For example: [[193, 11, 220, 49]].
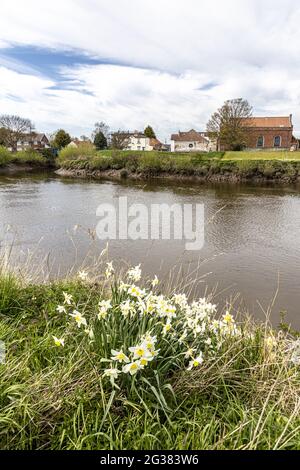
[[1, 171, 300, 327]]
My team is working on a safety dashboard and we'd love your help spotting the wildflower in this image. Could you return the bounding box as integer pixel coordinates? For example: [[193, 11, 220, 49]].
[[78, 270, 88, 281], [163, 319, 172, 336], [142, 334, 157, 352], [52, 336, 64, 347], [179, 330, 188, 344], [151, 275, 159, 288], [185, 347, 195, 359], [119, 281, 129, 293], [120, 299, 135, 318], [129, 345, 153, 360], [223, 311, 234, 325], [103, 368, 121, 380], [173, 293, 188, 309], [205, 337, 212, 346], [127, 265, 142, 282], [187, 352, 204, 370], [98, 300, 112, 319], [105, 262, 114, 279], [63, 292, 73, 305], [56, 305, 66, 314], [69, 310, 87, 328], [128, 285, 146, 299], [123, 361, 142, 375], [111, 349, 130, 363]]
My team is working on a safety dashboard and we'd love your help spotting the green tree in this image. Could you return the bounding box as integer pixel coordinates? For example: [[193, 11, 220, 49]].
[[94, 131, 107, 150], [207, 98, 253, 151], [53, 129, 71, 149], [144, 125, 156, 139]]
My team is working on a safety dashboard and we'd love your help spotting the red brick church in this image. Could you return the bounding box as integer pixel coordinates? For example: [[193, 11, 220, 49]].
[[242, 115, 298, 151]]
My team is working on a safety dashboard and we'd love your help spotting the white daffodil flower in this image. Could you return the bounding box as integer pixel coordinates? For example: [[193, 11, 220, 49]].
[[56, 305, 66, 314], [52, 336, 65, 347], [111, 349, 130, 363], [63, 292, 73, 305], [78, 270, 88, 281], [127, 265, 142, 282], [69, 310, 87, 328]]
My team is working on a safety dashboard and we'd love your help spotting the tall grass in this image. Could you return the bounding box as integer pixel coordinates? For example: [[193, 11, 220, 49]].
[[1, 260, 300, 450]]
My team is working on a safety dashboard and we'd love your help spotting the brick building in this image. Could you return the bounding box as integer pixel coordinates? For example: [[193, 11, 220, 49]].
[[242, 116, 298, 151]]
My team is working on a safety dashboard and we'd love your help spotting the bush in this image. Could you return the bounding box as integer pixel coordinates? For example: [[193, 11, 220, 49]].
[[12, 149, 44, 165], [58, 143, 96, 163], [0, 146, 11, 167]]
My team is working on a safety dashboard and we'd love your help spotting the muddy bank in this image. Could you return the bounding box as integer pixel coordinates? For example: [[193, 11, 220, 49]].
[[56, 167, 300, 184], [0, 163, 52, 174]]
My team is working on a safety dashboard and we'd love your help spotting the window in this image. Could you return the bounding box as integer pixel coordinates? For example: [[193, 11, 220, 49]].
[[189, 143, 194, 148], [274, 136, 281, 147], [257, 136, 264, 148]]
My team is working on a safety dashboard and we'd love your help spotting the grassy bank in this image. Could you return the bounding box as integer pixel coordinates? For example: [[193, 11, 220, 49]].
[[57, 147, 300, 181], [1, 264, 300, 450], [0, 146, 54, 169]]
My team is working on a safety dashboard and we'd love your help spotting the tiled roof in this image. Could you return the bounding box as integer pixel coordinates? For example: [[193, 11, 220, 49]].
[[171, 129, 208, 142], [242, 116, 292, 128]]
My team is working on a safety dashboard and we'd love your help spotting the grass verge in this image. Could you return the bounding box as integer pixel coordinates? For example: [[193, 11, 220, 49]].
[[1, 263, 300, 450]]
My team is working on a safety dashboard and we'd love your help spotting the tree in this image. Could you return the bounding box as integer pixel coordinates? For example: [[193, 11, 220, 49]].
[[53, 129, 71, 149], [0, 115, 34, 151], [144, 125, 156, 139], [94, 131, 107, 150], [110, 131, 130, 150], [207, 98, 253, 151], [0, 127, 8, 146], [80, 135, 90, 142], [92, 121, 109, 140]]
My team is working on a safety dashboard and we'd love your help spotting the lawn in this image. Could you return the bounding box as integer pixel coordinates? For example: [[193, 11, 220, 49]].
[[223, 151, 300, 161]]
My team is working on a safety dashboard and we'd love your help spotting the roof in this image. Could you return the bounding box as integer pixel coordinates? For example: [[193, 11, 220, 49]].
[[112, 131, 146, 138], [171, 129, 208, 142], [242, 116, 292, 129]]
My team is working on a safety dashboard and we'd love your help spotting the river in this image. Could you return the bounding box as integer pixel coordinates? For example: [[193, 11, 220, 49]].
[[1, 171, 300, 327]]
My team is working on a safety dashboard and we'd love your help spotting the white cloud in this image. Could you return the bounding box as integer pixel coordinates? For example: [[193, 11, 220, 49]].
[[1, 0, 300, 138]]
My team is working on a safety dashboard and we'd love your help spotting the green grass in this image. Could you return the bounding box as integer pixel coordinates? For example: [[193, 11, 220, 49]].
[[1, 264, 300, 450], [223, 151, 300, 161], [0, 146, 51, 168]]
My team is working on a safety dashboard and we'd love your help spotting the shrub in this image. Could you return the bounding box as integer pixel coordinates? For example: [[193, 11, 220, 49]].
[[0, 146, 11, 167], [58, 143, 96, 163], [12, 149, 44, 165]]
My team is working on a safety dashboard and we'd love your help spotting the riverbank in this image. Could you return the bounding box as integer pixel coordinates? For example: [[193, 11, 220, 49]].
[[1, 264, 300, 450], [0, 147, 55, 173], [57, 150, 300, 183]]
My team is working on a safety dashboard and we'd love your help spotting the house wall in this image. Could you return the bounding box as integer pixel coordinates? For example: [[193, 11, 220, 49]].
[[126, 136, 152, 151], [245, 128, 293, 150], [171, 140, 216, 152]]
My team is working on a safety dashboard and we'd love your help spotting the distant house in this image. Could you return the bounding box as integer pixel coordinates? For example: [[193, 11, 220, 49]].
[[241, 115, 298, 151], [67, 139, 92, 148], [8, 133, 50, 152], [111, 131, 165, 151], [170, 129, 217, 152]]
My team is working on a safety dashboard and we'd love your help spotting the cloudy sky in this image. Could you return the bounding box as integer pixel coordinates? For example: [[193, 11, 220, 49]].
[[0, 0, 300, 140]]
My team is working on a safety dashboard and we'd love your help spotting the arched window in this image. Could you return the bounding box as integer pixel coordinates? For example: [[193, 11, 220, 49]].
[[274, 136, 281, 147], [257, 136, 264, 148], [189, 143, 194, 148]]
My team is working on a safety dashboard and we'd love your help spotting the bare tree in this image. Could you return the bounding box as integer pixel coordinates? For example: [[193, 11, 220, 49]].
[[92, 121, 110, 140], [110, 131, 130, 150], [207, 98, 253, 151], [0, 115, 34, 151]]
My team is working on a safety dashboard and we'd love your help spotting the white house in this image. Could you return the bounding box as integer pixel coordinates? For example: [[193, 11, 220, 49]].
[[7, 133, 50, 152], [170, 129, 217, 152]]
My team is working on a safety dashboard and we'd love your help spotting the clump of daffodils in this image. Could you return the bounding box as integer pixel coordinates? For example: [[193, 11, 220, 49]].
[[54, 266, 242, 390]]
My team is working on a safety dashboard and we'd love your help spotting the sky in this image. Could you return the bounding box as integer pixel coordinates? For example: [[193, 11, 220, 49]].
[[1, 0, 300, 141]]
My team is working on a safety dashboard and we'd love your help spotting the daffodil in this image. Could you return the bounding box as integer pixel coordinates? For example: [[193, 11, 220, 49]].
[[122, 361, 142, 375], [127, 285, 146, 299], [105, 262, 114, 279], [85, 328, 94, 340], [111, 349, 130, 363], [69, 310, 87, 328], [223, 311, 234, 325], [56, 305, 66, 314], [98, 300, 112, 320], [52, 336, 65, 347], [129, 344, 153, 360], [127, 265, 142, 282], [163, 320, 172, 336], [173, 293, 188, 309], [103, 367, 121, 380], [185, 347, 195, 359], [120, 299, 135, 318], [78, 270, 88, 281], [151, 275, 159, 288], [187, 352, 204, 370], [63, 292, 73, 305]]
